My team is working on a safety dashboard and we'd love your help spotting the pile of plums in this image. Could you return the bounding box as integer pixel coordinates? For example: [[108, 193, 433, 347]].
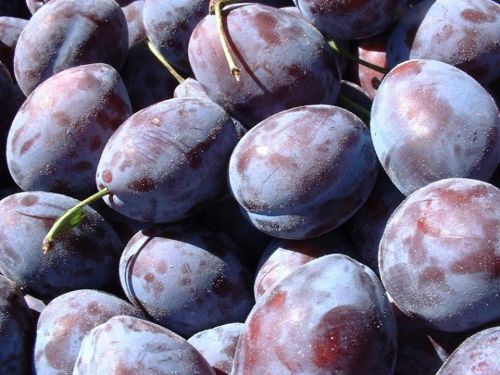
[[0, 0, 498, 374]]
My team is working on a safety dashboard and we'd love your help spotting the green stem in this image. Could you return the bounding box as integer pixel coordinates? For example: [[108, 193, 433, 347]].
[[212, 0, 242, 81], [146, 40, 185, 84], [338, 94, 371, 126], [42, 188, 111, 254], [328, 40, 389, 75]]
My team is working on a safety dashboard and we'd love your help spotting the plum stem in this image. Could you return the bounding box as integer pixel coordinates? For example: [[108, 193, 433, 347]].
[[211, 0, 241, 81], [146, 40, 185, 84], [42, 188, 110, 254], [328, 40, 389, 75], [338, 94, 371, 125]]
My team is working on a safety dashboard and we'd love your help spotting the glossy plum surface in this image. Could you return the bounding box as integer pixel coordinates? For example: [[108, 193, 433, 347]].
[[0, 191, 123, 300], [188, 4, 340, 126], [119, 224, 254, 337], [7, 63, 132, 198], [379, 178, 500, 332], [229, 104, 379, 239], [34, 289, 144, 375], [232, 254, 397, 374], [387, 0, 500, 86], [96, 97, 240, 223], [371, 59, 499, 196], [74, 315, 215, 375], [14, 0, 129, 95]]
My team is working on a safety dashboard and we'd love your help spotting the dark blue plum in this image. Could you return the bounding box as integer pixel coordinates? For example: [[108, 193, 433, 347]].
[[34, 289, 144, 375], [14, 0, 129, 95], [74, 315, 215, 375], [387, 0, 500, 86], [228, 104, 379, 239], [188, 3, 340, 126], [119, 224, 254, 337], [346, 172, 405, 274], [371, 59, 499, 196], [143, 0, 209, 73], [0, 275, 34, 374], [0, 191, 123, 300], [188, 323, 244, 375], [379, 178, 500, 332], [202, 195, 271, 271], [292, 0, 406, 40], [117, 0, 146, 48], [120, 42, 178, 112], [7, 63, 132, 198], [233, 254, 397, 374], [96, 97, 240, 223]]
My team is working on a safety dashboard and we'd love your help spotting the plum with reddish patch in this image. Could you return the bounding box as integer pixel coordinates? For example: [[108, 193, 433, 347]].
[[371, 59, 499, 196], [14, 0, 128, 95], [0, 191, 123, 300], [34, 289, 144, 375], [7, 63, 132, 198], [188, 323, 244, 375], [379, 178, 500, 332], [74, 315, 215, 375], [96, 97, 240, 223], [119, 224, 254, 337], [233, 254, 397, 374], [228, 104, 379, 239]]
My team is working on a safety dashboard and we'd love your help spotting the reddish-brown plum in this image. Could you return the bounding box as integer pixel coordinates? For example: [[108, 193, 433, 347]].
[[232, 254, 397, 374], [371, 59, 499, 196], [119, 224, 254, 337], [228, 104, 379, 239], [188, 4, 340, 126], [14, 0, 129, 95], [379, 178, 500, 332]]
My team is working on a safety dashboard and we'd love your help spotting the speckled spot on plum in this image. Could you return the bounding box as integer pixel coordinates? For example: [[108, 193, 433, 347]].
[[20, 194, 39, 206], [253, 11, 281, 45], [128, 176, 156, 193], [102, 170, 113, 183], [19, 132, 41, 155], [461, 9, 496, 23], [212, 274, 231, 297]]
